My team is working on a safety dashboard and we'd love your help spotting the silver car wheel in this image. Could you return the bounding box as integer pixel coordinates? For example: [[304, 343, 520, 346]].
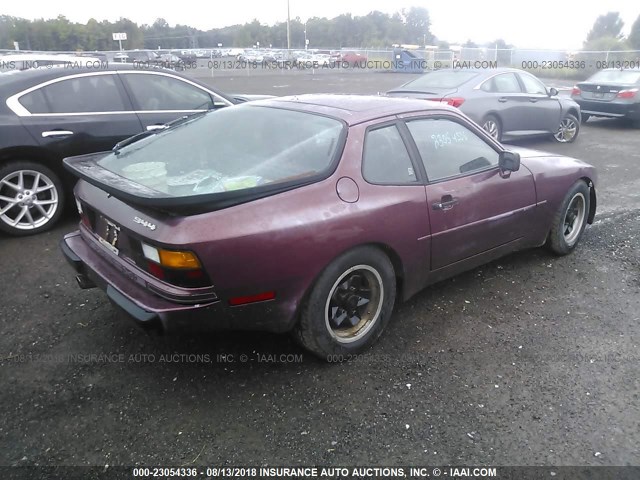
[[563, 192, 586, 246], [483, 119, 500, 140], [554, 117, 578, 143], [324, 265, 384, 344], [0, 169, 59, 231]]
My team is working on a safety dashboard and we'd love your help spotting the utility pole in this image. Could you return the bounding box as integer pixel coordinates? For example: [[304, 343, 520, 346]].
[[286, 0, 291, 51]]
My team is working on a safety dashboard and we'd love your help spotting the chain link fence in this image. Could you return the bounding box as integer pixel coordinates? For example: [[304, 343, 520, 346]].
[[2, 47, 639, 79]]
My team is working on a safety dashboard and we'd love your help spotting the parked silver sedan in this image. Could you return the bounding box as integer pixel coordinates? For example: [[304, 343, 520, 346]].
[[387, 68, 581, 143]]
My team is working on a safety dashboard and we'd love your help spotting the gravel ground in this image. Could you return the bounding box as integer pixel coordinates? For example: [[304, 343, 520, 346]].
[[0, 71, 639, 470]]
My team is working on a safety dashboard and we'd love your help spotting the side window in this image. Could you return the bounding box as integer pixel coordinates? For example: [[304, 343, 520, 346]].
[[407, 118, 499, 182], [482, 73, 522, 93], [20, 74, 127, 114], [19, 89, 48, 113], [519, 73, 547, 95], [362, 125, 417, 184], [122, 73, 213, 111]]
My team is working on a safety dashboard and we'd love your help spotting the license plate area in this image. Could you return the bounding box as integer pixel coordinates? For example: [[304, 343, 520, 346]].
[[95, 215, 121, 256]]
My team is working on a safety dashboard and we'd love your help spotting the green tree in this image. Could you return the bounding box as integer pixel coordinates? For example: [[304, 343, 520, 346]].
[[583, 36, 629, 51], [629, 14, 640, 50], [402, 7, 433, 45], [586, 12, 624, 42]]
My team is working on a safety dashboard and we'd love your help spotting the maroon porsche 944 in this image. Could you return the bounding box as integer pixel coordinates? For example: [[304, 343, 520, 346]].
[[61, 95, 597, 358]]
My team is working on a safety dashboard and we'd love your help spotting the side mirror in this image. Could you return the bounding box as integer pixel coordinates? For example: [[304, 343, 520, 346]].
[[548, 87, 559, 96], [499, 151, 520, 172]]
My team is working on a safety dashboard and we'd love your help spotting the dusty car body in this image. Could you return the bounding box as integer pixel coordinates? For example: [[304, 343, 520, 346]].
[[61, 95, 597, 358]]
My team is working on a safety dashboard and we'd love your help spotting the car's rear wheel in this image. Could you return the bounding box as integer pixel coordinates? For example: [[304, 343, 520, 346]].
[[0, 161, 65, 236], [553, 114, 580, 143], [546, 180, 590, 255], [293, 246, 396, 359], [482, 115, 502, 142], [581, 113, 590, 124]]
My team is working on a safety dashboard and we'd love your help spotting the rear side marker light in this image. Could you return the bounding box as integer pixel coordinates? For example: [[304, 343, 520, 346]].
[[229, 291, 276, 306], [571, 87, 581, 96]]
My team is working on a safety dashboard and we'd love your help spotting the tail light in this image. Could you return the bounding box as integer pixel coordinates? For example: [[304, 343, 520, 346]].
[[75, 198, 93, 229], [425, 97, 465, 108], [141, 243, 210, 288], [617, 89, 638, 99], [442, 97, 465, 108], [571, 86, 581, 96]]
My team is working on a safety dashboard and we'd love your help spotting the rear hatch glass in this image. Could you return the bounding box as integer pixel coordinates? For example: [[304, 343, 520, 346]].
[[391, 70, 479, 93], [584, 70, 640, 85], [65, 104, 346, 214]]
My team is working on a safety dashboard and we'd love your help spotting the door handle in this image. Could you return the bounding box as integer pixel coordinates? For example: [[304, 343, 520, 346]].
[[41, 130, 74, 138], [498, 97, 508, 103], [146, 124, 167, 131], [529, 97, 539, 103], [432, 195, 458, 210]]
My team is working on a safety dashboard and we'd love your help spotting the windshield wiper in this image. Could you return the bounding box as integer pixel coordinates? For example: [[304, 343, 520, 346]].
[[112, 130, 158, 155], [113, 101, 214, 154]]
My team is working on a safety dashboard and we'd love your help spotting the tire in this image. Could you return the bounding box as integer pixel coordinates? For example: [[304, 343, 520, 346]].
[[0, 161, 65, 236], [546, 180, 590, 256], [581, 113, 590, 124], [293, 246, 397, 359], [482, 114, 502, 142], [553, 113, 580, 143]]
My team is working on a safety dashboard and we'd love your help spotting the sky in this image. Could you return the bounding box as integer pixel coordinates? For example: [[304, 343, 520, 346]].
[[2, 1, 639, 50]]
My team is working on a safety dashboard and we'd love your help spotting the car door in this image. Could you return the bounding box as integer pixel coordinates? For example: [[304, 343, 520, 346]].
[[119, 71, 230, 131], [517, 72, 562, 133], [357, 121, 432, 295], [14, 72, 143, 158], [405, 116, 537, 270], [471, 72, 531, 134]]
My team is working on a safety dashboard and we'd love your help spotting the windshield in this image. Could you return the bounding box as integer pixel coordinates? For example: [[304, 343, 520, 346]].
[[97, 104, 345, 197], [588, 70, 640, 84], [399, 70, 479, 90]]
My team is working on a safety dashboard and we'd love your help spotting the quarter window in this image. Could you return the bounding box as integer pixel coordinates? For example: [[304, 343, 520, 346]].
[[519, 73, 548, 95], [121, 73, 213, 111], [20, 74, 127, 113], [362, 125, 417, 184], [407, 118, 499, 181], [481, 73, 522, 93]]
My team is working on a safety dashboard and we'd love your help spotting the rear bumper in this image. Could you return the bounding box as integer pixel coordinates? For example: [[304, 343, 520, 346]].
[[576, 99, 640, 120], [60, 230, 295, 333]]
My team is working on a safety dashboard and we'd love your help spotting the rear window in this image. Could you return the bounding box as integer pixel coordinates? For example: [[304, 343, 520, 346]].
[[401, 70, 479, 90], [97, 105, 344, 197], [587, 70, 640, 84]]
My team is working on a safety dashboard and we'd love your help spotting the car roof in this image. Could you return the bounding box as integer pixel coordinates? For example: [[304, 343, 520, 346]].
[[253, 94, 455, 125], [0, 64, 196, 93]]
